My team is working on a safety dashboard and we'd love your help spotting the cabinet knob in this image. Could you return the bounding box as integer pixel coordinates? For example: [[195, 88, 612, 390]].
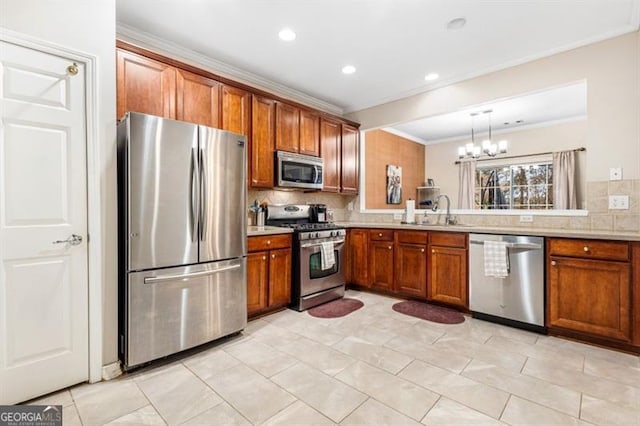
[[551, 260, 557, 266], [271, 254, 275, 259], [583, 246, 589, 252], [421, 248, 425, 253], [262, 255, 266, 260], [432, 249, 435, 253], [388, 246, 392, 250], [378, 233, 383, 237], [267, 240, 271, 245]]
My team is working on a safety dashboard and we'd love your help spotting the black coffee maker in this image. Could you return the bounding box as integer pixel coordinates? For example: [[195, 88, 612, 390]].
[[309, 204, 328, 223]]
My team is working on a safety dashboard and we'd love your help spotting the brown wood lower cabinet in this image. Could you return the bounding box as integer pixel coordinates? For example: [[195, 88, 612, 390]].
[[394, 231, 428, 298], [349, 229, 370, 287], [548, 255, 631, 342], [547, 237, 635, 348], [428, 246, 467, 308], [247, 235, 292, 317], [370, 241, 394, 290]]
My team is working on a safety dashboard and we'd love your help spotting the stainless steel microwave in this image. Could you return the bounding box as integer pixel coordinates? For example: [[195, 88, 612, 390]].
[[276, 151, 323, 190]]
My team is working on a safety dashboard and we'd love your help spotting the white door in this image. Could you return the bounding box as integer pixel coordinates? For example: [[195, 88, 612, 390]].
[[0, 40, 89, 404]]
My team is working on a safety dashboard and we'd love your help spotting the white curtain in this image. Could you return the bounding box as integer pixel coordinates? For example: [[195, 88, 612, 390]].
[[458, 159, 477, 209], [552, 150, 577, 209]]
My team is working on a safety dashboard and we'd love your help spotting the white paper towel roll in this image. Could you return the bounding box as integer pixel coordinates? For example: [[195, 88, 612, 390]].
[[405, 199, 415, 224]]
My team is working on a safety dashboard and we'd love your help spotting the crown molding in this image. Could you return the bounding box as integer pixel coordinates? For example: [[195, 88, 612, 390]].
[[116, 23, 344, 116], [344, 26, 639, 114], [380, 127, 428, 145]]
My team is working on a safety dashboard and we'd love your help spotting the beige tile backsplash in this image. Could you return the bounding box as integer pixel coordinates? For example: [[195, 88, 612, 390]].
[[248, 179, 640, 234]]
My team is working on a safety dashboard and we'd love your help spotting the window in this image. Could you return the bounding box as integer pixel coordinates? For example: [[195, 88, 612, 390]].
[[475, 161, 553, 209]]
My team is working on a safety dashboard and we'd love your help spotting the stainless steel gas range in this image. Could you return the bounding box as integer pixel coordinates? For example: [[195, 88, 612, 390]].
[[266, 204, 346, 311]]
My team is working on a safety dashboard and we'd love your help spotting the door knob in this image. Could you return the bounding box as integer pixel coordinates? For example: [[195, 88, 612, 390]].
[[52, 234, 83, 246]]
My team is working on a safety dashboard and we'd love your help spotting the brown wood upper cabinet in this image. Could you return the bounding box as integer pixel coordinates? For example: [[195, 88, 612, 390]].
[[251, 95, 276, 188], [320, 119, 341, 192], [299, 110, 320, 156], [275, 102, 300, 153], [116, 49, 176, 120], [176, 69, 221, 128], [341, 124, 359, 194], [547, 238, 632, 343], [221, 84, 250, 137]]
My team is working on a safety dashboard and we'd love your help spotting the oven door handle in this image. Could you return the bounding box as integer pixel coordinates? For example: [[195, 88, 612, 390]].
[[300, 238, 345, 249]]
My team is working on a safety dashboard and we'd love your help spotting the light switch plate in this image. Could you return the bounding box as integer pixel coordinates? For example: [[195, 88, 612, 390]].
[[609, 167, 622, 181], [519, 215, 533, 223], [609, 195, 629, 209]]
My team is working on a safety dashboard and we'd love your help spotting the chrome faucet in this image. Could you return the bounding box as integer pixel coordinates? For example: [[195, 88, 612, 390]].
[[432, 194, 456, 225]]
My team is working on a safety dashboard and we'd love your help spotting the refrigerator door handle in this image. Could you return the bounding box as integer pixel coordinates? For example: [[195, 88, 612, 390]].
[[189, 148, 198, 242], [143, 264, 241, 284], [199, 148, 206, 241]]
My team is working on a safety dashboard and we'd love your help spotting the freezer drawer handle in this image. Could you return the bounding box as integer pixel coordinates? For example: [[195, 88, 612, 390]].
[[469, 240, 542, 250], [144, 264, 241, 284]]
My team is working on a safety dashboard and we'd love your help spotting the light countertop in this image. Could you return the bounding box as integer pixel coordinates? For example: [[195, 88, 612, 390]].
[[335, 222, 640, 242]]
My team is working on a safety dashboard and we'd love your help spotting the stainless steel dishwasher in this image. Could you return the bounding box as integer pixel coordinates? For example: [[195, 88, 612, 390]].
[[469, 233, 545, 333]]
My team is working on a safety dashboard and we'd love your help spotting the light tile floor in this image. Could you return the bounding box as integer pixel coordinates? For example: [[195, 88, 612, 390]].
[[29, 290, 640, 425]]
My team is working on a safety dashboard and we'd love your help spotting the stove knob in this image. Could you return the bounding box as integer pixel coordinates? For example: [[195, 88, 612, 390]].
[[315, 232, 320, 239]]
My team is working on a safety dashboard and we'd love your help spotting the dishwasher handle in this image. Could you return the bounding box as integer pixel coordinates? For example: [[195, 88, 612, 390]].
[[470, 240, 542, 250]]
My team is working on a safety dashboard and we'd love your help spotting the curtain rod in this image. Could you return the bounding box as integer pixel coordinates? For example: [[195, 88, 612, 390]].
[[454, 147, 586, 165]]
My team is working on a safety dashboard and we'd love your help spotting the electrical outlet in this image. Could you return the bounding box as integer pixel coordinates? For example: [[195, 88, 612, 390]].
[[609, 195, 629, 209], [609, 167, 622, 181], [393, 213, 403, 220], [519, 215, 533, 223], [347, 201, 354, 211]]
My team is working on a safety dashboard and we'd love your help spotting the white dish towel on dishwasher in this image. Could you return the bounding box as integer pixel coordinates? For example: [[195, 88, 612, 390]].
[[320, 241, 335, 270], [484, 240, 509, 278]]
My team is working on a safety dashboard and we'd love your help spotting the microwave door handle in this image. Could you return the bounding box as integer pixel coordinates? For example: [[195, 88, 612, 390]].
[[312, 165, 318, 183]]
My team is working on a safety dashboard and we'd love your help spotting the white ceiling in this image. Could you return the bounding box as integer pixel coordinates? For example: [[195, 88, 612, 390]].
[[116, 0, 640, 114], [388, 81, 588, 144]]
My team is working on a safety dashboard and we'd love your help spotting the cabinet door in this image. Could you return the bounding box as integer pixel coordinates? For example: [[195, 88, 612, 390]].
[[428, 246, 468, 308], [548, 257, 631, 342], [350, 229, 369, 287], [221, 84, 250, 136], [269, 248, 292, 307], [176, 69, 220, 127], [247, 251, 268, 316], [116, 49, 176, 120], [299, 110, 320, 156], [320, 119, 341, 192], [395, 243, 427, 298], [275, 102, 300, 153], [370, 241, 394, 290], [341, 124, 359, 194], [251, 95, 276, 188]]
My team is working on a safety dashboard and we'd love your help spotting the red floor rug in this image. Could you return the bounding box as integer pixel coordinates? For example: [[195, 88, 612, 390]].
[[392, 300, 465, 324], [308, 298, 364, 318]]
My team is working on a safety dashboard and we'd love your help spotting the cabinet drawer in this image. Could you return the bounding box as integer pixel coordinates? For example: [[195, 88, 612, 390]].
[[248, 234, 292, 252], [548, 238, 629, 262], [429, 232, 467, 248], [396, 230, 428, 245], [369, 229, 394, 241]]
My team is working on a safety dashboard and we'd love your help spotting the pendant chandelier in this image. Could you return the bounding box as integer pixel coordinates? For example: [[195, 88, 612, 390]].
[[458, 109, 508, 159]]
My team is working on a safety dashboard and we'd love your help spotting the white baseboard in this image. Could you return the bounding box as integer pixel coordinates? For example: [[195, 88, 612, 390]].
[[101, 362, 123, 381]]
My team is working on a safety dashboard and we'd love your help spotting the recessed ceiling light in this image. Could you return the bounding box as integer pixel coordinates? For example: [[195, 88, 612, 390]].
[[424, 73, 439, 81], [342, 65, 356, 75], [447, 17, 466, 30], [278, 28, 296, 41]]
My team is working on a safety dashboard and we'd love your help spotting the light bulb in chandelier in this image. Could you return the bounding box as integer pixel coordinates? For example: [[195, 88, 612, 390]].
[[498, 140, 508, 153]]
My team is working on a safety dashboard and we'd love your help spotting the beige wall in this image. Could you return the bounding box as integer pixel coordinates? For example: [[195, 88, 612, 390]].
[[348, 32, 640, 182], [1, 0, 118, 365], [426, 120, 588, 208]]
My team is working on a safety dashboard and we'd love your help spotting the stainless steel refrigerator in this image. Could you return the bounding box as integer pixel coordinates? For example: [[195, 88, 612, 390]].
[[117, 112, 247, 369]]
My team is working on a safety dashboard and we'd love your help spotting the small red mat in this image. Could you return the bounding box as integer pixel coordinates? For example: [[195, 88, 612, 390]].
[[308, 298, 364, 318], [392, 300, 465, 324]]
